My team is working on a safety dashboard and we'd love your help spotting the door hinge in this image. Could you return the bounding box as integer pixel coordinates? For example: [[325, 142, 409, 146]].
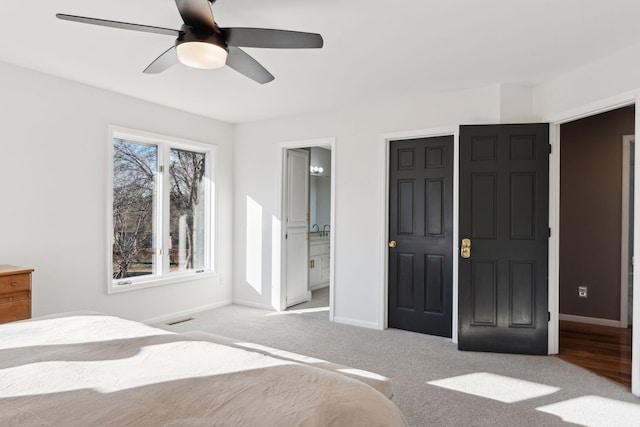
[[285, 233, 288, 240], [548, 311, 551, 322], [548, 144, 552, 155], [159, 165, 164, 173], [548, 228, 551, 238]]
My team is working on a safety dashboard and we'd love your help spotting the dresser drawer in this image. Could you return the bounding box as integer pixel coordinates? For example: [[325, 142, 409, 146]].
[[0, 290, 30, 305], [0, 295, 31, 323], [0, 274, 30, 294]]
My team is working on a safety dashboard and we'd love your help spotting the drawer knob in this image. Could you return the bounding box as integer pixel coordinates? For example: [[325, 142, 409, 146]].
[[8, 296, 13, 301], [10, 282, 17, 287]]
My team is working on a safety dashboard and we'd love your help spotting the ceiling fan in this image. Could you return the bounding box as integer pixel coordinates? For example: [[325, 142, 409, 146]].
[[56, 0, 324, 84]]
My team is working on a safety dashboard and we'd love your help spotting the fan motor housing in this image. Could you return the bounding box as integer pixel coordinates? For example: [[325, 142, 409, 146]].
[[176, 24, 227, 51]]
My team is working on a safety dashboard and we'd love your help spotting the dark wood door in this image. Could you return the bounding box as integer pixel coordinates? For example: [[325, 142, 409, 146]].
[[459, 124, 549, 354], [388, 136, 453, 338]]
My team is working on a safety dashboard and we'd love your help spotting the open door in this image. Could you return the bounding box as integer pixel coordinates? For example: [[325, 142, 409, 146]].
[[284, 149, 310, 307], [458, 124, 549, 354]]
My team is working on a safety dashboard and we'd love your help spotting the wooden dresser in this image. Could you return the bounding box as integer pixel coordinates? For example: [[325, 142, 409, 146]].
[[0, 265, 33, 324]]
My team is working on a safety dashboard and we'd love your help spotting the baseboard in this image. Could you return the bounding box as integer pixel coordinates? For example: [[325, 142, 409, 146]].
[[143, 300, 232, 325], [232, 299, 276, 311], [333, 316, 379, 330], [309, 283, 329, 291], [559, 313, 622, 328]]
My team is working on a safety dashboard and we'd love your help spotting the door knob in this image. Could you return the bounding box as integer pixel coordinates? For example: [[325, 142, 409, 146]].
[[388, 240, 397, 248], [461, 238, 471, 258]]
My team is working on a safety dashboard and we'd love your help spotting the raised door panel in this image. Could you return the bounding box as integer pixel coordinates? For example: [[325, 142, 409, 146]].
[[286, 228, 309, 306], [396, 253, 416, 309], [471, 174, 497, 239], [510, 173, 536, 240], [425, 179, 444, 236], [287, 150, 309, 228], [510, 261, 535, 327], [398, 180, 416, 236], [424, 254, 444, 314]]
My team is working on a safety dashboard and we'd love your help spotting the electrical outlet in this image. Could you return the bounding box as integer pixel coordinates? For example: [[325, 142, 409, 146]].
[[578, 286, 588, 298]]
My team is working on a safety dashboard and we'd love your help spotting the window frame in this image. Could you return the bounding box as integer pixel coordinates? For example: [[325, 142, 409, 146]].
[[107, 126, 217, 294]]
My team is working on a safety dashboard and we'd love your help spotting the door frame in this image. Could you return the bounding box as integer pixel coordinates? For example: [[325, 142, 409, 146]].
[[378, 126, 459, 342], [621, 135, 634, 328], [546, 90, 640, 396], [277, 137, 336, 320]]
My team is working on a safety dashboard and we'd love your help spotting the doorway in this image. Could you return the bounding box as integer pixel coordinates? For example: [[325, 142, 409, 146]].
[[557, 105, 635, 388], [280, 138, 335, 319]]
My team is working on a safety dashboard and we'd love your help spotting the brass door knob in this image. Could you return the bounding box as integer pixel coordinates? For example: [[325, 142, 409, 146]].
[[388, 240, 397, 248], [461, 238, 471, 258]]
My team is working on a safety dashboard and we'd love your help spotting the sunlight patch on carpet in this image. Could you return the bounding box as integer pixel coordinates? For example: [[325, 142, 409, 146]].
[[427, 372, 560, 403], [267, 307, 329, 315], [537, 395, 640, 426]]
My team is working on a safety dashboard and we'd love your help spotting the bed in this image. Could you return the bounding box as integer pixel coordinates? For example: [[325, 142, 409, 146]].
[[0, 312, 408, 426]]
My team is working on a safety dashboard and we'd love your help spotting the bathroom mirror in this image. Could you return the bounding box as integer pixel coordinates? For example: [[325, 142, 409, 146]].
[[310, 175, 331, 232], [309, 147, 331, 234]]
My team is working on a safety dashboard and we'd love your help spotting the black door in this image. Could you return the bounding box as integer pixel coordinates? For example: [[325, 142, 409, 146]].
[[459, 124, 549, 354], [388, 136, 453, 338]]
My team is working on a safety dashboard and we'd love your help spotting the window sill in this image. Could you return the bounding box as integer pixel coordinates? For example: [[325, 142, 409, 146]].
[[107, 270, 218, 294]]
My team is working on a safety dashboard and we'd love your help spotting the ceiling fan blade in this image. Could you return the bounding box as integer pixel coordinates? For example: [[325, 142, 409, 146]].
[[175, 0, 215, 30], [143, 46, 179, 74], [222, 28, 323, 49], [56, 14, 181, 36], [226, 47, 274, 84]]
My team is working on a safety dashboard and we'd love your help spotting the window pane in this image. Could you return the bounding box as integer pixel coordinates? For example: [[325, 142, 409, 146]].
[[112, 140, 157, 279], [169, 148, 206, 272]]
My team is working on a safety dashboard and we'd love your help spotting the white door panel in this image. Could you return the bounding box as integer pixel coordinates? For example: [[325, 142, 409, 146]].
[[285, 149, 310, 308]]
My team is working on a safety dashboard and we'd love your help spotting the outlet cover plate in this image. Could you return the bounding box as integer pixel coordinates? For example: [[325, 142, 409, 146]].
[[578, 286, 588, 298]]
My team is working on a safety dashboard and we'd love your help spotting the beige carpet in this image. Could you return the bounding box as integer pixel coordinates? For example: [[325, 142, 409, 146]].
[[158, 303, 640, 427]]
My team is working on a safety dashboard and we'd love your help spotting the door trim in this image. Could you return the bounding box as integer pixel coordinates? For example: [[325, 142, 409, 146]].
[[546, 89, 640, 396], [378, 126, 459, 342], [277, 138, 336, 320], [621, 135, 634, 329]]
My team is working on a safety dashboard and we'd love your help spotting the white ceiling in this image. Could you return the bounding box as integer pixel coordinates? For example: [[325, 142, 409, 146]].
[[2, 0, 640, 123]]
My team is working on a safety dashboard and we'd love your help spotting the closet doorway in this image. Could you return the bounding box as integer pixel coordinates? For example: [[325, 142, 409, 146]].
[[557, 105, 635, 388]]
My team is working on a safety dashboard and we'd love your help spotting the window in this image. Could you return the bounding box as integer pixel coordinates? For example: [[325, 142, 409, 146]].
[[108, 128, 215, 293]]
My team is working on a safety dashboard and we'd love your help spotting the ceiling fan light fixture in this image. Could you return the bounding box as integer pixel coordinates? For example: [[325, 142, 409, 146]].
[[176, 41, 228, 69]]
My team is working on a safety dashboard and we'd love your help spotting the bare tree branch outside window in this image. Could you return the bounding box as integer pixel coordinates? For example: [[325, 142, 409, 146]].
[[112, 140, 207, 279], [112, 140, 157, 279], [170, 149, 206, 271]]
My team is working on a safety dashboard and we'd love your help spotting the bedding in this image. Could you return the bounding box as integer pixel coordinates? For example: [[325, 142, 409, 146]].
[[0, 312, 408, 426], [182, 330, 394, 398]]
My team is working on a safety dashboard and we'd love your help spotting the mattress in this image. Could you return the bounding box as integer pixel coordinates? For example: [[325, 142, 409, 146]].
[[0, 312, 407, 426]]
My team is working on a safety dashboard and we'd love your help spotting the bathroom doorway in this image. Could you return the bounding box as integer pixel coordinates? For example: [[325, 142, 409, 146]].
[[280, 138, 335, 319]]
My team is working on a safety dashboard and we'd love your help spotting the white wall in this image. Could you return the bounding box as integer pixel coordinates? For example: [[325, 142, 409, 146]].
[[0, 61, 234, 322], [232, 85, 505, 326], [534, 43, 640, 119]]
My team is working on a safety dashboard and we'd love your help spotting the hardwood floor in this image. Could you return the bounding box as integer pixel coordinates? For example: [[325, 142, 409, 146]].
[[557, 320, 632, 389]]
